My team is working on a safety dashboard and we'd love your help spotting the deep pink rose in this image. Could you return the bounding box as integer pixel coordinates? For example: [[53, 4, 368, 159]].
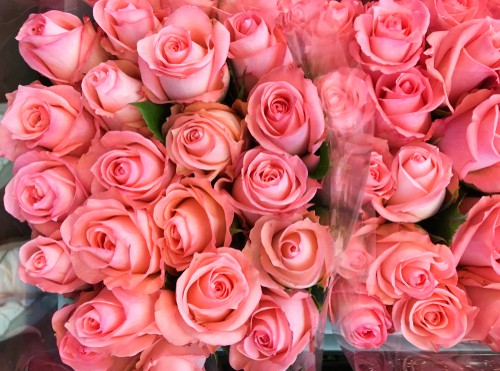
[[436, 90, 500, 193], [372, 142, 453, 223], [153, 177, 234, 271], [0, 82, 97, 161], [363, 138, 395, 204], [4, 151, 88, 235], [16, 11, 109, 84], [422, 0, 489, 31], [451, 196, 500, 274], [94, 0, 161, 61], [137, 6, 230, 103], [246, 66, 325, 157], [61, 191, 164, 294], [425, 18, 500, 107], [487, 0, 500, 18], [229, 290, 319, 371], [244, 212, 334, 290], [18, 235, 86, 294], [78, 131, 175, 204], [155, 248, 262, 347], [367, 223, 457, 305], [164, 102, 246, 180], [351, 0, 430, 73], [230, 147, 320, 224], [392, 285, 478, 351]]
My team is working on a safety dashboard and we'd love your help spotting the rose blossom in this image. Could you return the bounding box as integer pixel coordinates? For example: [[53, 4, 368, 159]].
[[229, 290, 319, 371], [164, 102, 246, 180], [364, 138, 395, 204], [4, 151, 88, 236], [61, 191, 164, 294], [153, 177, 234, 271], [392, 285, 478, 351], [93, 0, 161, 61], [137, 6, 230, 103], [422, 0, 489, 31], [425, 18, 500, 107], [245, 66, 325, 157], [0, 82, 97, 161], [230, 147, 320, 224], [78, 131, 175, 204], [372, 142, 453, 223], [451, 196, 500, 274], [154, 248, 262, 347], [436, 89, 500, 193], [147, 0, 217, 21], [244, 212, 334, 290], [367, 223, 457, 305], [351, 0, 430, 73], [16, 10, 108, 85]]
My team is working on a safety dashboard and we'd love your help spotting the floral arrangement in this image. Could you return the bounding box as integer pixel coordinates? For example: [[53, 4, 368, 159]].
[[0, 0, 499, 370]]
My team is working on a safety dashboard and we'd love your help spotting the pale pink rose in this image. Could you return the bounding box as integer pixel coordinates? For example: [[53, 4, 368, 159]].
[[224, 11, 291, 91], [94, 0, 161, 61], [137, 339, 208, 371], [246, 66, 325, 157], [392, 285, 478, 351], [436, 90, 500, 193], [372, 142, 453, 223], [147, 0, 217, 21], [425, 18, 500, 107], [351, 0, 430, 74], [367, 223, 457, 305], [314, 67, 375, 134], [458, 266, 500, 351], [60, 191, 164, 294], [81, 60, 149, 134], [18, 235, 87, 294], [363, 138, 395, 204], [154, 248, 262, 347], [0, 82, 97, 161], [451, 196, 500, 274], [370, 67, 445, 147], [330, 279, 393, 349], [153, 177, 234, 271], [4, 151, 88, 236], [218, 0, 280, 23], [229, 289, 319, 371], [230, 147, 320, 224], [244, 212, 334, 290], [164, 102, 246, 180], [422, 0, 489, 31], [78, 131, 175, 204], [137, 6, 230, 103], [16, 11, 109, 85]]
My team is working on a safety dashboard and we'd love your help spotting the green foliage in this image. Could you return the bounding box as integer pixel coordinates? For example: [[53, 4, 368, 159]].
[[309, 141, 330, 180], [131, 101, 171, 143]]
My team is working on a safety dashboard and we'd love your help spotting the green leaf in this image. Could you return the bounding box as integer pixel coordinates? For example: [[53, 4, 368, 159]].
[[308, 284, 327, 311], [309, 141, 330, 180], [131, 101, 170, 143]]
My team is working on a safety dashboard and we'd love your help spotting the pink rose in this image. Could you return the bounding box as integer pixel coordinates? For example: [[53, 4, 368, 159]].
[[370, 67, 445, 147], [164, 102, 246, 180], [81, 60, 149, 134], [422, 0, 490, 31], [230, 147, 320, 224], [78, 131, 175, 204], [425, 18, 500, 107], [155, 248, 262, 347], [153, 177, 234, 271], [229, 290, 319, 371], [458, 266, 500, 351], [245, 66, 325, 157], [4, 151, 88, 235], [147, 0, 217, 21], [137, 6, 230, 103], [0, 82, 97, 161], [367, 223, 457, 305], [488, 0, 500, 18], [351, 0, 430, 73], [244, 212, 334, 290], [436, 90, 500, 193], [363, 138, 395, 204], [61, 191, 164, 294], [372, 142, 453, 223], [93, 0, 161, 61], [392, 285, 478, 351], [16, 10, 109, 84], [18, 235, 87, 294], [451, 196, 500, 274]]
